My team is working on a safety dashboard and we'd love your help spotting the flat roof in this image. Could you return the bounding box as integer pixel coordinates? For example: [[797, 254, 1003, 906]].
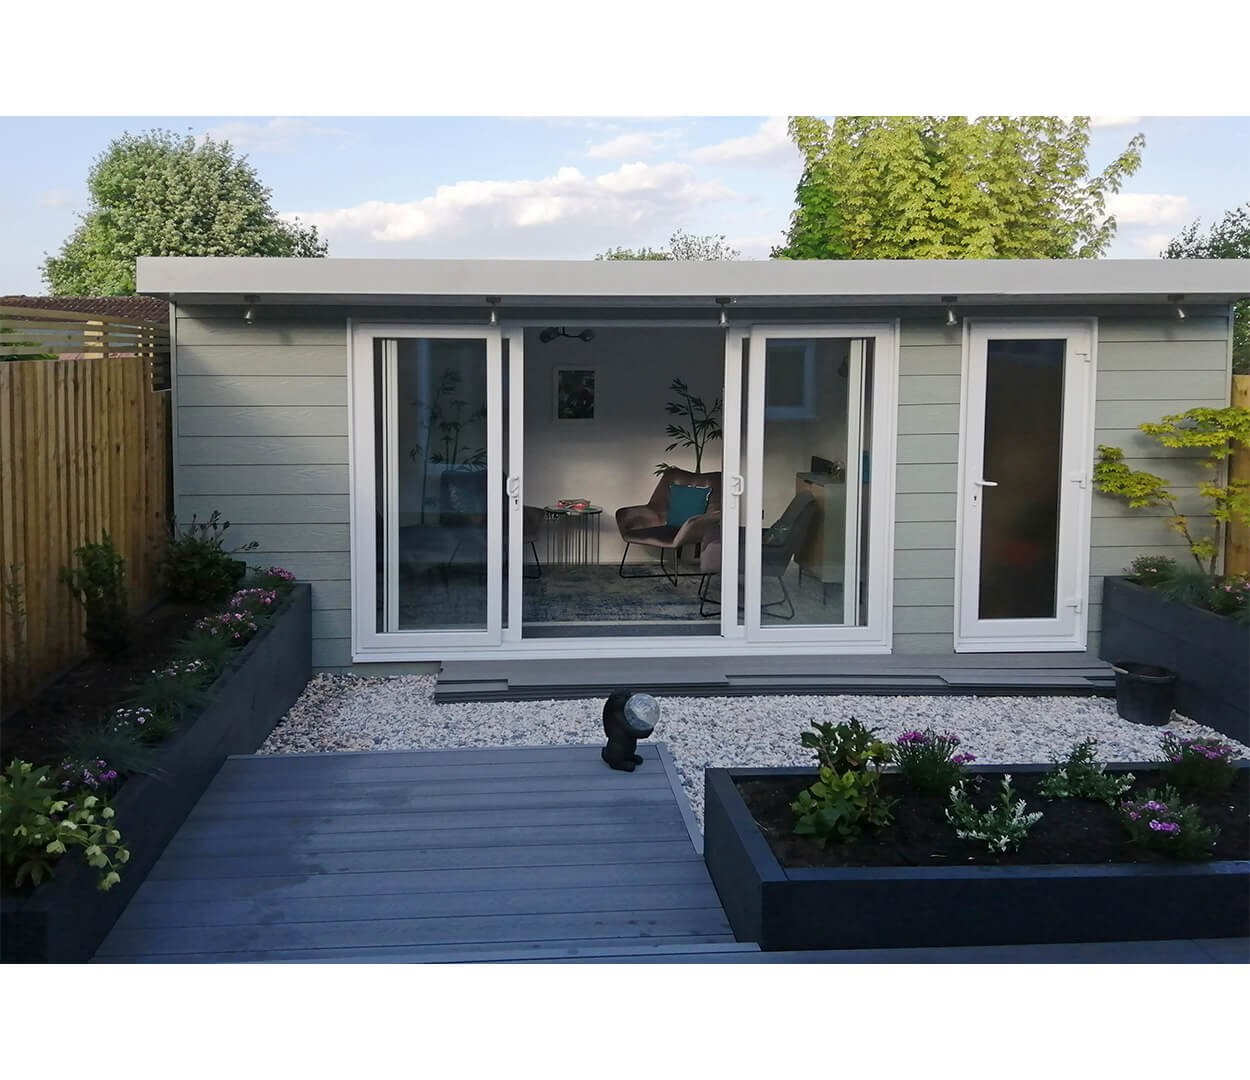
[[136, 256, 1249, 307]]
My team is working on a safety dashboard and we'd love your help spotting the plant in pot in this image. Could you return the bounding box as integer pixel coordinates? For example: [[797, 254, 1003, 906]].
[[654, 377, 723, 477], [1094, 405, 1250, 737]]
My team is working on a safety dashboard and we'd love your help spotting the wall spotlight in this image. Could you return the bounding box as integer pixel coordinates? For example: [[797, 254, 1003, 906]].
[[715, 296, 734, 327], [242, 295, 258, 324], [486, 296, 500, 325], [1168, 294, 1186, 320], [942, 295, 958, 327]]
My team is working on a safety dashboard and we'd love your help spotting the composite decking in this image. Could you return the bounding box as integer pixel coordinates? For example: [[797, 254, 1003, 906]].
[[93, 743, 739, 963], [435, 652, 1116, 703]]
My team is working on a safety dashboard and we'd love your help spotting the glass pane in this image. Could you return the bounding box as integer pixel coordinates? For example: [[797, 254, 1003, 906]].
[[376, 337, 490, 632], [978, 339, 1064, 620], [757, 338, 870, 627]]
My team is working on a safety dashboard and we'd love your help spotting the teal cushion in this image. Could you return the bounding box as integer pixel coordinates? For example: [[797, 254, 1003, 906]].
[[667, 483, 711, 527]]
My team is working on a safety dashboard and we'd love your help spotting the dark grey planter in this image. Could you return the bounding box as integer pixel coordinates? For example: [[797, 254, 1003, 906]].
[[704, 763, 1250, 952], [1099, 576, 1249, 744], [1, 584, 311, 963]]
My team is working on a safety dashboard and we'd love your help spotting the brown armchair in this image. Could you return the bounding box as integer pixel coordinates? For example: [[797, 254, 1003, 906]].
[[615, 468, 722, 583]]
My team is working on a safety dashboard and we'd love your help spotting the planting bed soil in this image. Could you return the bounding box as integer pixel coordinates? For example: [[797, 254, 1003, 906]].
[[738, 771, 1250, 868], [1, 599, 212, 766]]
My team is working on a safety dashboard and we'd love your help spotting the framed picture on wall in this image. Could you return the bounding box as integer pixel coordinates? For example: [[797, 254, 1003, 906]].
[[554, 367, 597, 421]]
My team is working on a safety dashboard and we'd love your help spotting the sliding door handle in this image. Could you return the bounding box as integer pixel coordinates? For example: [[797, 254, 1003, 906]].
[[973, 479, 999, 488], [729, 474, 744, 497]]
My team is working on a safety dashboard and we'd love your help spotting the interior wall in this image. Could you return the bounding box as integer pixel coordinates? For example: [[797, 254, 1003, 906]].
[[522, 327, 724, 563]]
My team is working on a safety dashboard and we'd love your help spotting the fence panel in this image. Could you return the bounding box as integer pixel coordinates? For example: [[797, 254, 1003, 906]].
[[1229, 374, 1250, 577], [0, 349, 170, 707]]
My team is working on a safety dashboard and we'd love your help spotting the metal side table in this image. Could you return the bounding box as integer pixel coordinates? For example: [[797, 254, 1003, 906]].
[[543, 505, 603, 566]]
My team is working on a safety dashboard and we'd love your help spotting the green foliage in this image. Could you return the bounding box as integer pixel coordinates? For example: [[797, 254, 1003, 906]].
[[3, 564, 27, 678], [1094, 405, 1250, 575], [1163, 202, 1249, 373], [170, 627, 237, 677], [1038, 740, 1134, 805], [1156, 569, 1250, 622], [596, 227, 740, 261], [162, 511, 258, 603], [892, 730, 975, 796], [654, 377, 723, 475], [1125, 554, 1178, 584], [59, 532, 128, 658], [790, 719, 896, 844], [126, 666, 210, 731], [61, 721, 160, 780], [946, 775, 1043, 853], [0, 327, 57, 362], [245, 566, 296, 595], [1119, 786, 1219, 860], [1159, 731, 1240, 793], [774, 116, 1144, 260], [42, 129, 327, 296], [0, 760, 130, 891]]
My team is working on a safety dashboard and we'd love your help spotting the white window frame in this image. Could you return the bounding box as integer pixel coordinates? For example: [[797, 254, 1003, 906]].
[[953, 318, 1097, 652]]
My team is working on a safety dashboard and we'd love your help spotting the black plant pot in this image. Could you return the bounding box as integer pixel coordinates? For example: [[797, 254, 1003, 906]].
[[1112, 662, 1176, 726], [228, 559, 248, 586]]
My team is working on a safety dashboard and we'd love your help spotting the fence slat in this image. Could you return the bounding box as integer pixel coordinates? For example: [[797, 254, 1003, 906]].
[[1228, 375, 1250, 577]]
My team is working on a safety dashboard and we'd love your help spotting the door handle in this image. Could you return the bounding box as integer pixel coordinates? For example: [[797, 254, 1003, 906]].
[[729, 474, 744, 498], [506, 475, 521, 509], [974, 479, 999, 487]]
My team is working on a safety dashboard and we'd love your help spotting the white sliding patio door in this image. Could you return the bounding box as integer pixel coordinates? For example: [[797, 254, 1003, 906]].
[[955, 320, 1095, 652], [351, 323, 503, 658]]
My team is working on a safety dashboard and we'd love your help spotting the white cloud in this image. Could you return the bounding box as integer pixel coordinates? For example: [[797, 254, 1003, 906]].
[[586, 130, 678, 160], [282, 161, 741, 258], [38, 189, 74, 208], [1105, 192, 1192, 226], [1091, 116, 1144, 128], [202, 117, 349, 153], [685, 117, 800, 172], [1135, 231, 1176, 255]]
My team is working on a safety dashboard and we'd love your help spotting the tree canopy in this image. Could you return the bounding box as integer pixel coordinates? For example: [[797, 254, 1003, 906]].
[[43, 130, 327, 295], [773, 116, 1144, 260], [596, 227, 740, 261], [1162, 202, 1249, 373]]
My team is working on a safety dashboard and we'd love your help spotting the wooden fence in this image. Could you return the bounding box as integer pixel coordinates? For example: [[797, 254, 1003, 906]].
[[1229, 374, 1250, 577], [0, 306, 171, 707]]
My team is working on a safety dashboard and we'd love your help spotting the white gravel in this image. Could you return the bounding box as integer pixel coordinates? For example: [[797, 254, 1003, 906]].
[[259, 674, 1249, 830]]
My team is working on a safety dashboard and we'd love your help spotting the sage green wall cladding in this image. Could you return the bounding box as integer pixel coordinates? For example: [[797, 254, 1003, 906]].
[[172, 307, 1231, 670]]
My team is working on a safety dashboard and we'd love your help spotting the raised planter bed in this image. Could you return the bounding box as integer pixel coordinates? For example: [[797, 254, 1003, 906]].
[[704, 762, 1250, 952], [1, 584, 311, 963], [1099, 575, 1250, 744]]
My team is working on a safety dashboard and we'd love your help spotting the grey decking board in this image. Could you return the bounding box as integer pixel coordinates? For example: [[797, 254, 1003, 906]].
[[655, 741, 703, 856], [94, 906, 734, 958], [111, 882, 725, 932], [227, 743, 644, 767], [131, 859, 718, 905]]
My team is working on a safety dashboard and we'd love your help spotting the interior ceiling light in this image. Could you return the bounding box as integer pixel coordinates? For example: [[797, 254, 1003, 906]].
[[539, 326, 595, 343]]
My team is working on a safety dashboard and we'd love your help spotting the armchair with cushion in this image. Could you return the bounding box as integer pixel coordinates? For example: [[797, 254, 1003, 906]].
[[615, 468, 722, 584]]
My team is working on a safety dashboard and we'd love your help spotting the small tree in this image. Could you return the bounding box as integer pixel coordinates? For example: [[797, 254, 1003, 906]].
[[654, 377, 722, 476], [1094, 406, 1250, 575], [596, 227, 740, 261]]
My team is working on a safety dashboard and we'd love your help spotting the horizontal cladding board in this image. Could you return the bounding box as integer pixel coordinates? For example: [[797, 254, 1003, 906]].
[[1091, 516, 1212, 547], [1096, 370, 1229, 402], [894, 522, 957, 550], [895, 492, 958, 523], [177, 375, 347, 407], [893, 606, 955, 634], [898, 324, 964, 348], [893, 578, 955, 607], [310, 580, 351, 610], [177, 317, 347, 346], [312, 609, 351, 639], [177, 494, 349, 524], [1092, 488, 1206, 517], [179, 405, 348, 437], [898, 403, 960, 436], [313, 637, 352, 667], [1096, 339, 1230, 371], [1095, 399, 1227, 429], [228, 523, 349, 551], [179, 463, 349, 493], [253, 552, 350, 581], [894, 549, 956, 579], [892, 632, 956, 654], [1090, 545, 1195, 576], [178, 344, 347, 376], [898, 344, 963, 376], [897, 374, 962, 406], [1097, 317, 1228, 342], [895, 462, 958, 494], [896, 433, 959, 464], [1092, 429, 1214, 458], [178, 436, 349, 466]]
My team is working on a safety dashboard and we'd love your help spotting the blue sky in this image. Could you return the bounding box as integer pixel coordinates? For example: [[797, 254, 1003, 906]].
[[3, 115, 1248, 295]]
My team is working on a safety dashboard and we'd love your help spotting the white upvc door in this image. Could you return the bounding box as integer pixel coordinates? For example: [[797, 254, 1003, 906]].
[[742, 323, 897, 648], [503, 326, 524, 643], [718, 326, 747, 639], [955, 319, 1096, 652], [350, 322, 503, 657]]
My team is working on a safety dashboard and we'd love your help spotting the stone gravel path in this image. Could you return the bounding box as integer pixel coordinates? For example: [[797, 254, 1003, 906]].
[[260, 674, 1249, 830]]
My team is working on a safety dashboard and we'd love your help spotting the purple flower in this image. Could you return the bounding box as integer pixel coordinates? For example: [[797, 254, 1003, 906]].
[[951, 753, 976, 765], [1149, 820, 1180, 834], [897, 731, 929, 744], [1128, 811, 1140, 820]]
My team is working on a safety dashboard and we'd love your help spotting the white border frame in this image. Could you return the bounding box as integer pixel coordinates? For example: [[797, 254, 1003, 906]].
[[954, 318, 1097, 653], [744, 323, 898, 648], [350, 322, 503, 658]]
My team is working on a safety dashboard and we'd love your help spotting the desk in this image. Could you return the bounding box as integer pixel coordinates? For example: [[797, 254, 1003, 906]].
[[543, 505, 603, 565]]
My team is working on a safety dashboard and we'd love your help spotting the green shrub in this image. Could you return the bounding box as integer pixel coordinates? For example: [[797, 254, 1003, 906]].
[[61, 721, 161, 781], [893, 729, 975, 796], [170, 628, 236, 677], [161, 511, 258, 603], [1119, 786, 1219, 860], [1038, 739, 1135, 805], [124, 667, 209, 734], [946, 775, 1043, 853], [247, 565, 296, 595], [1124, 554, 1177, 584], [0, 760, 130, 890], [1159, 731, 1240, 793], [790, 719, 896, 844], [800, 718, 894, 772], [59, 531, 128, 658]]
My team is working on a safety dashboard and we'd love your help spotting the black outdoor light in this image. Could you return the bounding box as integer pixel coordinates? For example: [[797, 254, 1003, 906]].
[[242, 295, 259, 324], [539, 326, 595, 343], [601, 689, 659, 772]]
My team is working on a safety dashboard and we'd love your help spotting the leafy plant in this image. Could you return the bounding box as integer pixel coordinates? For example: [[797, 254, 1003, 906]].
[[162, 511, 258, 603], [1094, 405, 1250, 576], [0, 760, 130, 891], [1159, 731, 1240, 793], [1157, 570, 1250, 623], [60, 721, 160, 782], [1038, 740, 1134, 805], [1124, 554, 1177, 585], [124, 665, 210, 735], [654, 377, 723, 476], [946, 775, 1043, 853], [597, 227, 741, 262], [408, 368, 487, 522], [893, 730, 975, 796], [247, 565, 296, 595], [790, 719, 896, 844], [170, 627, 237, 677], [59, 531, 128, 658], [1120, 786, 1219, 860], [109, 705, 176, 744]]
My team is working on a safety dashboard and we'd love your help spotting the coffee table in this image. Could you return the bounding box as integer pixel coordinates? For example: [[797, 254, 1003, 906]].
[[543, 504, 603, 566]]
